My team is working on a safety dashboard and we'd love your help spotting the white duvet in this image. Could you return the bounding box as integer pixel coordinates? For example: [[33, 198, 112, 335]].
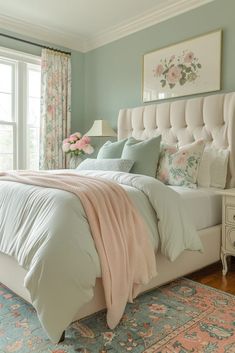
[[0, 170, 202, 342]]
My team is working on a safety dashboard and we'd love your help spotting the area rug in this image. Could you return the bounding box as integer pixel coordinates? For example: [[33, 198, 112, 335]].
[[0, 278, 235, 353]]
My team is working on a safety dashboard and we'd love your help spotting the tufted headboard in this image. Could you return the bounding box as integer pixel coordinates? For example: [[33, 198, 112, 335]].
[[118, 92, 235, 188]]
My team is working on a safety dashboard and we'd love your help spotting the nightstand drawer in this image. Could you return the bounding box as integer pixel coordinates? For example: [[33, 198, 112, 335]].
[[226, 206, 235, 224], [225, 226, 235, 252], [225, 196, 235, 206]]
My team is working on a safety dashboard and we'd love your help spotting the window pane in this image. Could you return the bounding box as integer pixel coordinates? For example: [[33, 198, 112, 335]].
[[27, 66, 41, 170], [28, 69, 41, 97], [0, 154, 13, 170], [28, 97, 40, 125], [28, 127, 40, 170], [0, 124, 13, 153], [0, 92, 12, 121], [0, 63, 12, 93], [0, 124, 13, 170], [28, 153, 38, 170]]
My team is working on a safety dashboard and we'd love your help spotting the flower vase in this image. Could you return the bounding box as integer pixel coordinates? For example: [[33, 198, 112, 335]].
[[69, 155, 82, 169]]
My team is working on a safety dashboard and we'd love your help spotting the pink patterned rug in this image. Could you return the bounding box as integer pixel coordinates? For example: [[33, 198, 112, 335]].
[[0, 278, 235, 352]]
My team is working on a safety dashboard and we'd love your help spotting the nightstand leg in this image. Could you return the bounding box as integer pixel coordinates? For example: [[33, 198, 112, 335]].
[[221, 249, 228, 276]]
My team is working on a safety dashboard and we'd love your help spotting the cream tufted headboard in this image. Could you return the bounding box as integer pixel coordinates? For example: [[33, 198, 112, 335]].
[[118, 92, 235, 188]]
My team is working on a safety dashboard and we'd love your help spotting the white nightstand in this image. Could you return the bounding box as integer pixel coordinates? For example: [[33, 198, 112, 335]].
[[220, 189, 235, 275]]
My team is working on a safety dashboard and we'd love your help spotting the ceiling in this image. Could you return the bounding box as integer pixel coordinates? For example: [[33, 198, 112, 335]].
[[0, 0, 213, 52]]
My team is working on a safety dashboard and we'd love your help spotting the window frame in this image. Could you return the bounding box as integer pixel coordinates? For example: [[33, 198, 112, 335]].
[[0, 46, 41, 170]]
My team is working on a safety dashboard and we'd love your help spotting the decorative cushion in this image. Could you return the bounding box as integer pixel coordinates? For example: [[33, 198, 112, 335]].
[[157, 140, 205, 188], [76, 158, 134, 172], [97, 139, 127, 159], [121, 136, 161, 177], [197, 146, 229, 189]]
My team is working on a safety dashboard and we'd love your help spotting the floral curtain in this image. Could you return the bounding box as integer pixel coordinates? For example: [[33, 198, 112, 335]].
[[40, 49, 71, 169]]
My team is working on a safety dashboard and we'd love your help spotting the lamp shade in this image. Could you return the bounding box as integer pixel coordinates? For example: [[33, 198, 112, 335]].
[[85, 120, 117, 137]]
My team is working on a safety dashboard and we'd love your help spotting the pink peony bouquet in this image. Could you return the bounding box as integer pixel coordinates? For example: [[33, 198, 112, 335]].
[[62, 132, 94, 156]]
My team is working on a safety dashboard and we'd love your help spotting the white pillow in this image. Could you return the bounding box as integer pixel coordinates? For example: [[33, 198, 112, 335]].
[[76, 158, 134, 172], [197, 146, 229, 189]]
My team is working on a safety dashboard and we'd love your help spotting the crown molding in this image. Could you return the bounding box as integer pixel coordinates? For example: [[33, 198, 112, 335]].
[[85, 0, 215, 51], [0, 0, 215, 53], [0, 14, 86, 52]]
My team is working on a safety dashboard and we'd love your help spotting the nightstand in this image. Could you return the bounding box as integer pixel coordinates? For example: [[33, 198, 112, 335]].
[[220, 189, 235, 276]]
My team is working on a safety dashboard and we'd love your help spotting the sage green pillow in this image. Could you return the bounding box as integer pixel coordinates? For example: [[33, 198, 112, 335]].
[[97, 139, 127, 159], [121, 136, 161, 177]]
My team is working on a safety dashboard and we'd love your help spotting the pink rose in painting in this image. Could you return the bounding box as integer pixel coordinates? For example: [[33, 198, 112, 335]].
[[82, 144, 94, 154], [166, 66, 182, 84], [154, 64, 164, 77], [63, 138, 69, 144], [184, 51, 194, 63]]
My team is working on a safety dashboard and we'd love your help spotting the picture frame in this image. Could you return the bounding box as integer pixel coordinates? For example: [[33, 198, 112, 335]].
[[142, 30, 222, 102]]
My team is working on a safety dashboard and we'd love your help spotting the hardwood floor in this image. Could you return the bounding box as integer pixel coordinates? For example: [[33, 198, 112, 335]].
[[187, 260, 235, 295]]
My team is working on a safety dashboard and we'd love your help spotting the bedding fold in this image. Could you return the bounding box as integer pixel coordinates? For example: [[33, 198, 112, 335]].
[[77, 170, 203, 261]]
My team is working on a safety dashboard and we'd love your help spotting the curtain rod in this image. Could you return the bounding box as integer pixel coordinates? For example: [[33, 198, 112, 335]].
[[0, 33, 71, 55]]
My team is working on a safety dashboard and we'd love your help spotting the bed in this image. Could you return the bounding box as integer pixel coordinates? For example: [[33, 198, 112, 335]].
[[0, 91, 235, 341]]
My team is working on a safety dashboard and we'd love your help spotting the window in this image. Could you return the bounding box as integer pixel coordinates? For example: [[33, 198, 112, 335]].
[[0, 47, 41, 170]]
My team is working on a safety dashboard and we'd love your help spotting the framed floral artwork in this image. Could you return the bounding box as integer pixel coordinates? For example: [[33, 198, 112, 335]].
[[142, 30, 222, 102]]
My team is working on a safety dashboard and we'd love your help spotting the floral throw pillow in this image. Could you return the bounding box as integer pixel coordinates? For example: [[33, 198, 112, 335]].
[[157, 140, 205, 188]]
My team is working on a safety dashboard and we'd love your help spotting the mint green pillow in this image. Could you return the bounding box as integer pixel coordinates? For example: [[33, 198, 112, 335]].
[[121, 136, 161, 177], [97, 139, 127, 159]]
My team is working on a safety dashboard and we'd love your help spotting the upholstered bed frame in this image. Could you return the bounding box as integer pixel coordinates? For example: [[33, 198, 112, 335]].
[[1, 91, 235, 327], [118, 92, 235, 187]]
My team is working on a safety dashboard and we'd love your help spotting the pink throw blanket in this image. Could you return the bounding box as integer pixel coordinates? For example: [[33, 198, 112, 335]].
[[0, 171, 157, 329]]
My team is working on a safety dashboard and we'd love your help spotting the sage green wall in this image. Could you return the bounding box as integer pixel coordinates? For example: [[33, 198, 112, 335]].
[[0, 29, 84, 132], [84, 0, 235, 133], [1, 0, 235, 136]]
